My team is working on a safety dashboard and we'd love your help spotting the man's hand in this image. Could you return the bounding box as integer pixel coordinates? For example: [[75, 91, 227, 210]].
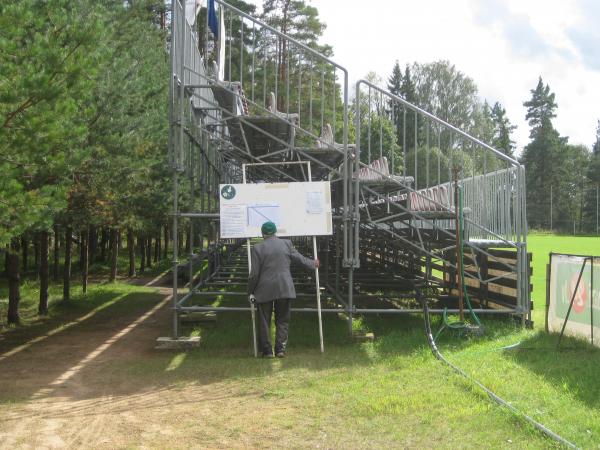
[[314, 259, 320, 269], [248, 294, 256, 305]]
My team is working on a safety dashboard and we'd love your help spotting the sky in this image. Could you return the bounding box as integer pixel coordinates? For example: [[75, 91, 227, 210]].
[[309, 0, 600, 153]]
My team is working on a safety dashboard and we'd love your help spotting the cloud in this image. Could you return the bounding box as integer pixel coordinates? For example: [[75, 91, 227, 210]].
[[567, 0, 600, 71], [470, 0, 551, 60], [503, 15, 551, 59]]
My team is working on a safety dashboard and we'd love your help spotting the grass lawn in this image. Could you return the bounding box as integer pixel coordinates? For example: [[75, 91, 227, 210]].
[[0, 234, 599, 448]]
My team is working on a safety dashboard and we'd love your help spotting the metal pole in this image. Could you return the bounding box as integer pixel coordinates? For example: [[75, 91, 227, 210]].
[[550, 185, 553, 231], [307, 162, 324, 353], [171, 0, 187, 339], [591, 256, 594, 346], [242, 164, 258, 357], [453, 168, 464, 321], [313, 236, 324, 353], [172, 173, 180, 338], [248, 238, 257, 357], [348, 266, 353, 333]]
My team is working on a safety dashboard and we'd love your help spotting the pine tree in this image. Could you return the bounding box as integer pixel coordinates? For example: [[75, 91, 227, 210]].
[[387, 61, 403, 145], [524, 78, 557, 137], [583, 121, 600, 232], [490, 102, 516, 158], [258, 0, 340, 138], [388, 61, 403, 97], [400, 64, 418, 153], [520, 77, 568, 229]]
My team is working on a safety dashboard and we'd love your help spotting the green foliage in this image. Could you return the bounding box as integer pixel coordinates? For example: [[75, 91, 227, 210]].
[[0, 0, 170, 249], [520, 77, 590, 231], [405, 147, 450, 189], [524, 77, 557, 139], [261, 0, 329, 54], [490, 101, 516, 158], [78, 1, 170, 233], [412, 60, 479, 133], [582, 121, 600, 232], [0, 0, 102, 244], [387, 61, 402, 97], [359, 113, 401, 172]]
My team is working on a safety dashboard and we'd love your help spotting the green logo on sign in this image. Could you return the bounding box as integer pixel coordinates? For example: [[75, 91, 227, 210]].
[[221, 185, 236, 200]]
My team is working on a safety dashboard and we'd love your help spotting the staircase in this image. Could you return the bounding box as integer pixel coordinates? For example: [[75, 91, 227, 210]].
[[168, 0, 531, 337]]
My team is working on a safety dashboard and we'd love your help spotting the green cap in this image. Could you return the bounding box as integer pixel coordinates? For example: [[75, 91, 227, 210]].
[[261, 221, 277, 236]]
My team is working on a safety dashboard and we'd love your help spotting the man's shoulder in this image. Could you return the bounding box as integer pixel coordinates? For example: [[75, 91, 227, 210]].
[[263, 237, 291, 250]]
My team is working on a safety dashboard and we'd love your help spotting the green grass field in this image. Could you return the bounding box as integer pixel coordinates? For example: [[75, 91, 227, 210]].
[[1, 234, 599, 448]]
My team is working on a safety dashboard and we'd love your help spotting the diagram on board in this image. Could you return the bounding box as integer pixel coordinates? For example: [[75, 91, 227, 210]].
[[247, 204, 281, 227]]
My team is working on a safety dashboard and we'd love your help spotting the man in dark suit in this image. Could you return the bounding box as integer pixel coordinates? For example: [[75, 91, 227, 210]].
[[247, 221, 319, 358]]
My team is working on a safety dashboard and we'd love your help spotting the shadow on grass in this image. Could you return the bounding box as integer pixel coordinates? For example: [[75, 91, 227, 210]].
[[0, 278, 535, 413], [0, 286, 166, 403], [0, 284, 152, 349], [506, 331, 600, 409]]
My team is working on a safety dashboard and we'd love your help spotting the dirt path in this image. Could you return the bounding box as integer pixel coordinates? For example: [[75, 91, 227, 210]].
[[0, 276, 199, 449], [0, 275, 323, 449]]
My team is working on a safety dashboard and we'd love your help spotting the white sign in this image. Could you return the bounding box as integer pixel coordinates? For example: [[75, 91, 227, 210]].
[[219, 182, 333, 238]]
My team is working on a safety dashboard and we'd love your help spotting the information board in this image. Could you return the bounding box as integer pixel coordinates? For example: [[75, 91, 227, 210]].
[[219, 182, 332, 238]]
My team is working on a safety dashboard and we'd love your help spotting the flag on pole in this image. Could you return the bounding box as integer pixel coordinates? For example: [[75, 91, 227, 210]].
[[208, 0, 219, 39], [185, 0, 203, 27]]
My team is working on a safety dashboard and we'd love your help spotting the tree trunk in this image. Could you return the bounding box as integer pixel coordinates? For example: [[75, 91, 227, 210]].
[[100, 227, 107, 262], [82, 227, 89, 294], [185, 227, 191, 254], [89, 225, 97, 263], [178, 227, 183, 255], [53, 224, 60, 281], [109, 228, 119, 282], [156, 234, 162, 261], [78, 231, 85, 270], [128, 229, 136, 277], [34, 233, 40, 280], [63, 226, 72, 302], [38, 231, 49, 315], [4, 245, 9, 276], [163, 224, 169, 260], [21, 236, 28, 274], [146, 236, 152, 268], [139, 234, 146, 272], [7, 239, 21, 324], [154, 235, 159, 263]]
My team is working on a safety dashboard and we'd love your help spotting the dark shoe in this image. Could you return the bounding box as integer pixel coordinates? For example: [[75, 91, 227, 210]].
[[262, 353, 275, 359], [275, 352, 285, 358]]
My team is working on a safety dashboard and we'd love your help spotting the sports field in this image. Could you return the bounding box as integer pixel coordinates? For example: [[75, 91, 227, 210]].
[[0, 234, 598, 448]]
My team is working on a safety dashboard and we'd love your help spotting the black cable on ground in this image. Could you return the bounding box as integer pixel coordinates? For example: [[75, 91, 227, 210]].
[[420, 295, 579, 449]]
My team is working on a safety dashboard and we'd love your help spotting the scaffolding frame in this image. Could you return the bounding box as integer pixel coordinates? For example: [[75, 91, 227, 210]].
[[168, 0, 530, 340]]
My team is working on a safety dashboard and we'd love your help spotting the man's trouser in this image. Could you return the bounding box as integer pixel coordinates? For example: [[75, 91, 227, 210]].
[[256, 299, 291, 355]]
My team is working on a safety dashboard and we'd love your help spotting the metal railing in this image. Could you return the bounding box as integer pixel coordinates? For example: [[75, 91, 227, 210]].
[[354, 80, 529, 317]]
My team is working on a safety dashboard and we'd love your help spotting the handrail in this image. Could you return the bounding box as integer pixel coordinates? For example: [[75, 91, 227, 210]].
[[216, 0, 349, 75], [355, 79, 522, 167]]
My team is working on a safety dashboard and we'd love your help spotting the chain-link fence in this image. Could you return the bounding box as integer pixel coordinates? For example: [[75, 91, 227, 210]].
[[528, 184, 600, 235]]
